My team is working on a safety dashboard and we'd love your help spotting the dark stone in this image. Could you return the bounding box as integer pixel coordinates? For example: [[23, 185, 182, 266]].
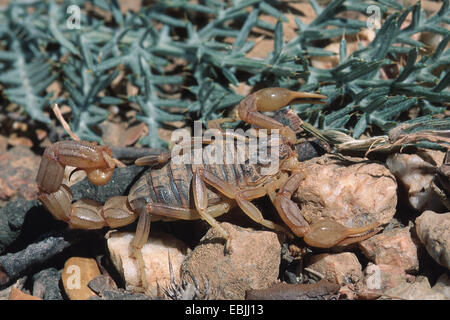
[[245, 279, 340, 300], [89, 290, 155, 300], [87, 275, 155, 300], [87, 275, 118, 294], [70, 165, 148, 204], [32, 268, 63, 300], [296, 139, 330, 162], [0, 199, 40, 254], [0, 236, 71, 287]]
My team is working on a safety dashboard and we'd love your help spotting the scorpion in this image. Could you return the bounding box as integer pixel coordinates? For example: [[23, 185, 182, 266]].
[[36, 88, 381, 290]]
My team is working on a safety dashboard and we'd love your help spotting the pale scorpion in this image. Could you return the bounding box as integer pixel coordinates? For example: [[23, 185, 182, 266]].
[[36, 88, 381, 289]]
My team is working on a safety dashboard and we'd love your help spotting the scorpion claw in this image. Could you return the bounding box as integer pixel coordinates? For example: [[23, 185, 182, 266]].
[[303, 219, 381, 248], [252, 88, 327, 112], [238, 88, 327, 144]]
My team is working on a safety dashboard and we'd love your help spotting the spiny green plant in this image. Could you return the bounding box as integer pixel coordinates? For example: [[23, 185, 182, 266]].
[[0, 0, 448, 149]]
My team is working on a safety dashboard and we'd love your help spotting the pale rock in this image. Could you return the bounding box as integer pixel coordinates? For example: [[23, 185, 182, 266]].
[[415, 211, 450, 269], [432, 273, 450, 299], [8, 287, 41, 300], [293, 155, 397, 228], [61, 257, 101, 300], [306, 252, 363, 285], [364, 263, 408, 292], [383, 276, 447, 300], [107, 231, 189, 296], [359, 227, 419, 272], [182, 222, 281, 300], [386, 153, 445, 212]]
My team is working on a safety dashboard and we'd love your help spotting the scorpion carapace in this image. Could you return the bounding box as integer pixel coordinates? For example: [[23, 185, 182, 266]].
[[36, 87, 382, 292]]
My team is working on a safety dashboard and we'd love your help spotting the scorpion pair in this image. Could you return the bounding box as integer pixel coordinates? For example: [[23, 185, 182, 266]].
[[36, 88, 381, 289]]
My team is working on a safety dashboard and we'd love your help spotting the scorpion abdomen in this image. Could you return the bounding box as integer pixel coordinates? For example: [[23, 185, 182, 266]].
[[128, 161, 245, 213]]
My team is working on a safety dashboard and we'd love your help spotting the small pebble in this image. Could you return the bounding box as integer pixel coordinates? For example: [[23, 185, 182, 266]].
[[32, 268, 63, 300], [382, 276, 447, 300], [88, 275, 118, 294], [359, 227, 420, 273], [61, 257, 101, 300], [0, 146, 40, 200], [431, 273, 450, 299], [87, 275, 153, 300], [364, 263, 409, 292], [182, 222, 281, 300], [386, 152, 445, 212], [306, 252, 363, 286], [8, 287, 41, 300], [415, 210, 450, 269], [107, 231, 189, 296]]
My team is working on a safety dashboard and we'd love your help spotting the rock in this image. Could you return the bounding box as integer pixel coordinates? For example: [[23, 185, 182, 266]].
[[415, 210, 450, 269], [0, 146, 40, 200], [359, 227, 419, 273], [383, 276, 447, 300], [293, 155, 397, 228], [337, 284, 359, 300], [364, 263, 409, 292], [181, 222, 281, 300], [107, 231, 189, 296], [305, 252, 363, 286], [0, 199, 41, 255], [432, 273, 450, 299], [88, 275, 118, 293], [88, 275, 153, 300], [436, 150, 450, 197], [245, 279, 340, 300], [88, 290, 153, 300], [0, 236, 71, 286], [386, 153, 445, 212], [8, 287, 41, 300], [61, 257, 101, 300], [0, 285, 12, 300], [0, 135, 7, 153], [32, 268, 63, 300]]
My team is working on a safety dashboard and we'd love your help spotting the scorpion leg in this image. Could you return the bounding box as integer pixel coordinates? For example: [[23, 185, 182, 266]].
[[132, 209, 151, 293], [195, 168, 292, 240], [273, 172, 311, 237], [145, 202, 233, 221], [135, 132, 249, 167], [192, 167, 234, 253], [238, 88, 327, 143]]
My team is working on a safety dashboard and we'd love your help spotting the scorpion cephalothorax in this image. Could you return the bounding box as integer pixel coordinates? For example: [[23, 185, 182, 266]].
[[36, 87, 382, 292]]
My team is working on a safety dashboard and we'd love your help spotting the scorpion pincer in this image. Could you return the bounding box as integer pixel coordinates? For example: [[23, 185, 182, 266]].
[[36, 88, 381, 291]]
